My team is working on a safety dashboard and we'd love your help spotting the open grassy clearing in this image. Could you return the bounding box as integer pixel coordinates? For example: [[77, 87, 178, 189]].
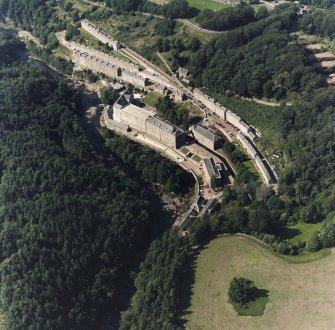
[[149, 0, 230, 11], [184, 235, 335, 330], [143, 91, 161, 108], [279, 222, 323, 245], [245, 159, 261, 181]]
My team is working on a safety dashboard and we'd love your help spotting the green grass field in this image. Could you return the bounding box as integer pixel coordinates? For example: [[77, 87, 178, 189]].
[[187, 0, 229, 11], [192, 154, 201, 162], [143, 92, 161, 108], [279, 222, 323, 245], [149, 0, 229, 11], [183, 235, 335, 330]]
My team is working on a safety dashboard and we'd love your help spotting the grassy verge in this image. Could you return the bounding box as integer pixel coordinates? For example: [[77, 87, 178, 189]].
[[149, 0, 230, 11], [279, 222, 323, 245], [143, 91, 161, 108], [187, 0, 230, 11], [192, 154, 201, 162], [275, 248, 331, 264], [181, 147, 190, 155]]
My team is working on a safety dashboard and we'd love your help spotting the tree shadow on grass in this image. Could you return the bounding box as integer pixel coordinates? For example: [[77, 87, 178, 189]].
[[279, 227, 301, 240], [175, 246, 209, 327], [188, 7, 201, 19], [249, 287, 269, 302]]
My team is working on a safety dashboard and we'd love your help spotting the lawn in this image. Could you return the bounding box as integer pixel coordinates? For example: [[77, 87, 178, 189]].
[[192, 154, 202, 162], [279, 222, 323, 245], [187, 0, 229, 11], [181, 147, 190, 155], [183, 235, 335, 330], [143, 92, 161, 108], [149, 0, 229, 11], [245, 159, 260, 181]]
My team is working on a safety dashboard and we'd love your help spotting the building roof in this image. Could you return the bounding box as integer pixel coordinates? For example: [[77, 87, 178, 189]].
[[112, 82, 124, 90], [193, 124, 221, 142], [154, 84, 167, 92], [121, 104, 153, 121], [147, 116, 183, 136], [123, 87, 133, 102], [113, 87, 133, 109], [177, 66, 189, 76], [122, 70, 147, 82], [203, 158, 221, 179]]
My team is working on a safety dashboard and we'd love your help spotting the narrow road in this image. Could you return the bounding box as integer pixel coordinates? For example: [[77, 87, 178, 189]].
[[137, 11, 224, 35], [82, 0, 105, 7], [156, 52, 174, 76], [177, 19, 225, 34]]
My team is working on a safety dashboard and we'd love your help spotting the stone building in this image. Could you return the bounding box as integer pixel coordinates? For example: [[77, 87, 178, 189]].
[[81, 20, 120, 51], [121, 70, 148, 87], [67, 41, 139, 73], [236, 132, 258, 160], [74, 51, 120, 77], [193, 88, 255, 140], [191, 124, 223, 150], [112, 88, 185, 148], [153, 84, 169, 96], [146, 116, 185, 148], [113, 102, 152, 132], [254, 155, 272, 184], [175, 90, 186, 102], [202, 158, 222, 189]]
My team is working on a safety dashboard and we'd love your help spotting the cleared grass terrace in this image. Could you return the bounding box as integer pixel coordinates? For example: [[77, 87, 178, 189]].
[[184, 235, 335, 330]]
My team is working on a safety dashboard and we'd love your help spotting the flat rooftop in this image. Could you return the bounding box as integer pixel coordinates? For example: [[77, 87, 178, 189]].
[[203, 158, 221, 179], [121, 104, 153, 122]]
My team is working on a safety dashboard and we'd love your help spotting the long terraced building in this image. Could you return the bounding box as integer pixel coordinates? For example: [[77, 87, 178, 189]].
[[193, 88, 256, 140], [110, 88, 185, 148], [81, 20, 120, 51], [65, 41, 148, 87]]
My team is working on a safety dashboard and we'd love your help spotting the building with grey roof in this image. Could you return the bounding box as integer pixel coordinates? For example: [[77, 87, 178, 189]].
[[236, 132, 258, 160], [202, 158, 222, 189], [121, 69, 148, 87], [191, 124, 223, 150], [146, 116, 185, 148], [112, 88, 185, 148], [254, 155, 272, 184]]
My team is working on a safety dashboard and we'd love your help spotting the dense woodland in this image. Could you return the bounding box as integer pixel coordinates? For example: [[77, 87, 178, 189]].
[[195, 5, 263, 31], [101, 129, 194, 194], [2, 0, 335, 328], [156, 96, 190, 128], [300, 0, 335, 8], [188, 5, 325, 99], [0, 30, 183, 329], [120, 230, 189, 330], [300, 8, 335, 38]]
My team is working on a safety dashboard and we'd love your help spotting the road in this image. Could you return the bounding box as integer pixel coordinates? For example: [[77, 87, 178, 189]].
[[177, 19, 225, 34], [137, 11, 224, 35]]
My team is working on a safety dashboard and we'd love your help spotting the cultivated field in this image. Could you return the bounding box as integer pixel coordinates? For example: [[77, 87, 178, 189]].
[[184, 235, 335, 330]]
